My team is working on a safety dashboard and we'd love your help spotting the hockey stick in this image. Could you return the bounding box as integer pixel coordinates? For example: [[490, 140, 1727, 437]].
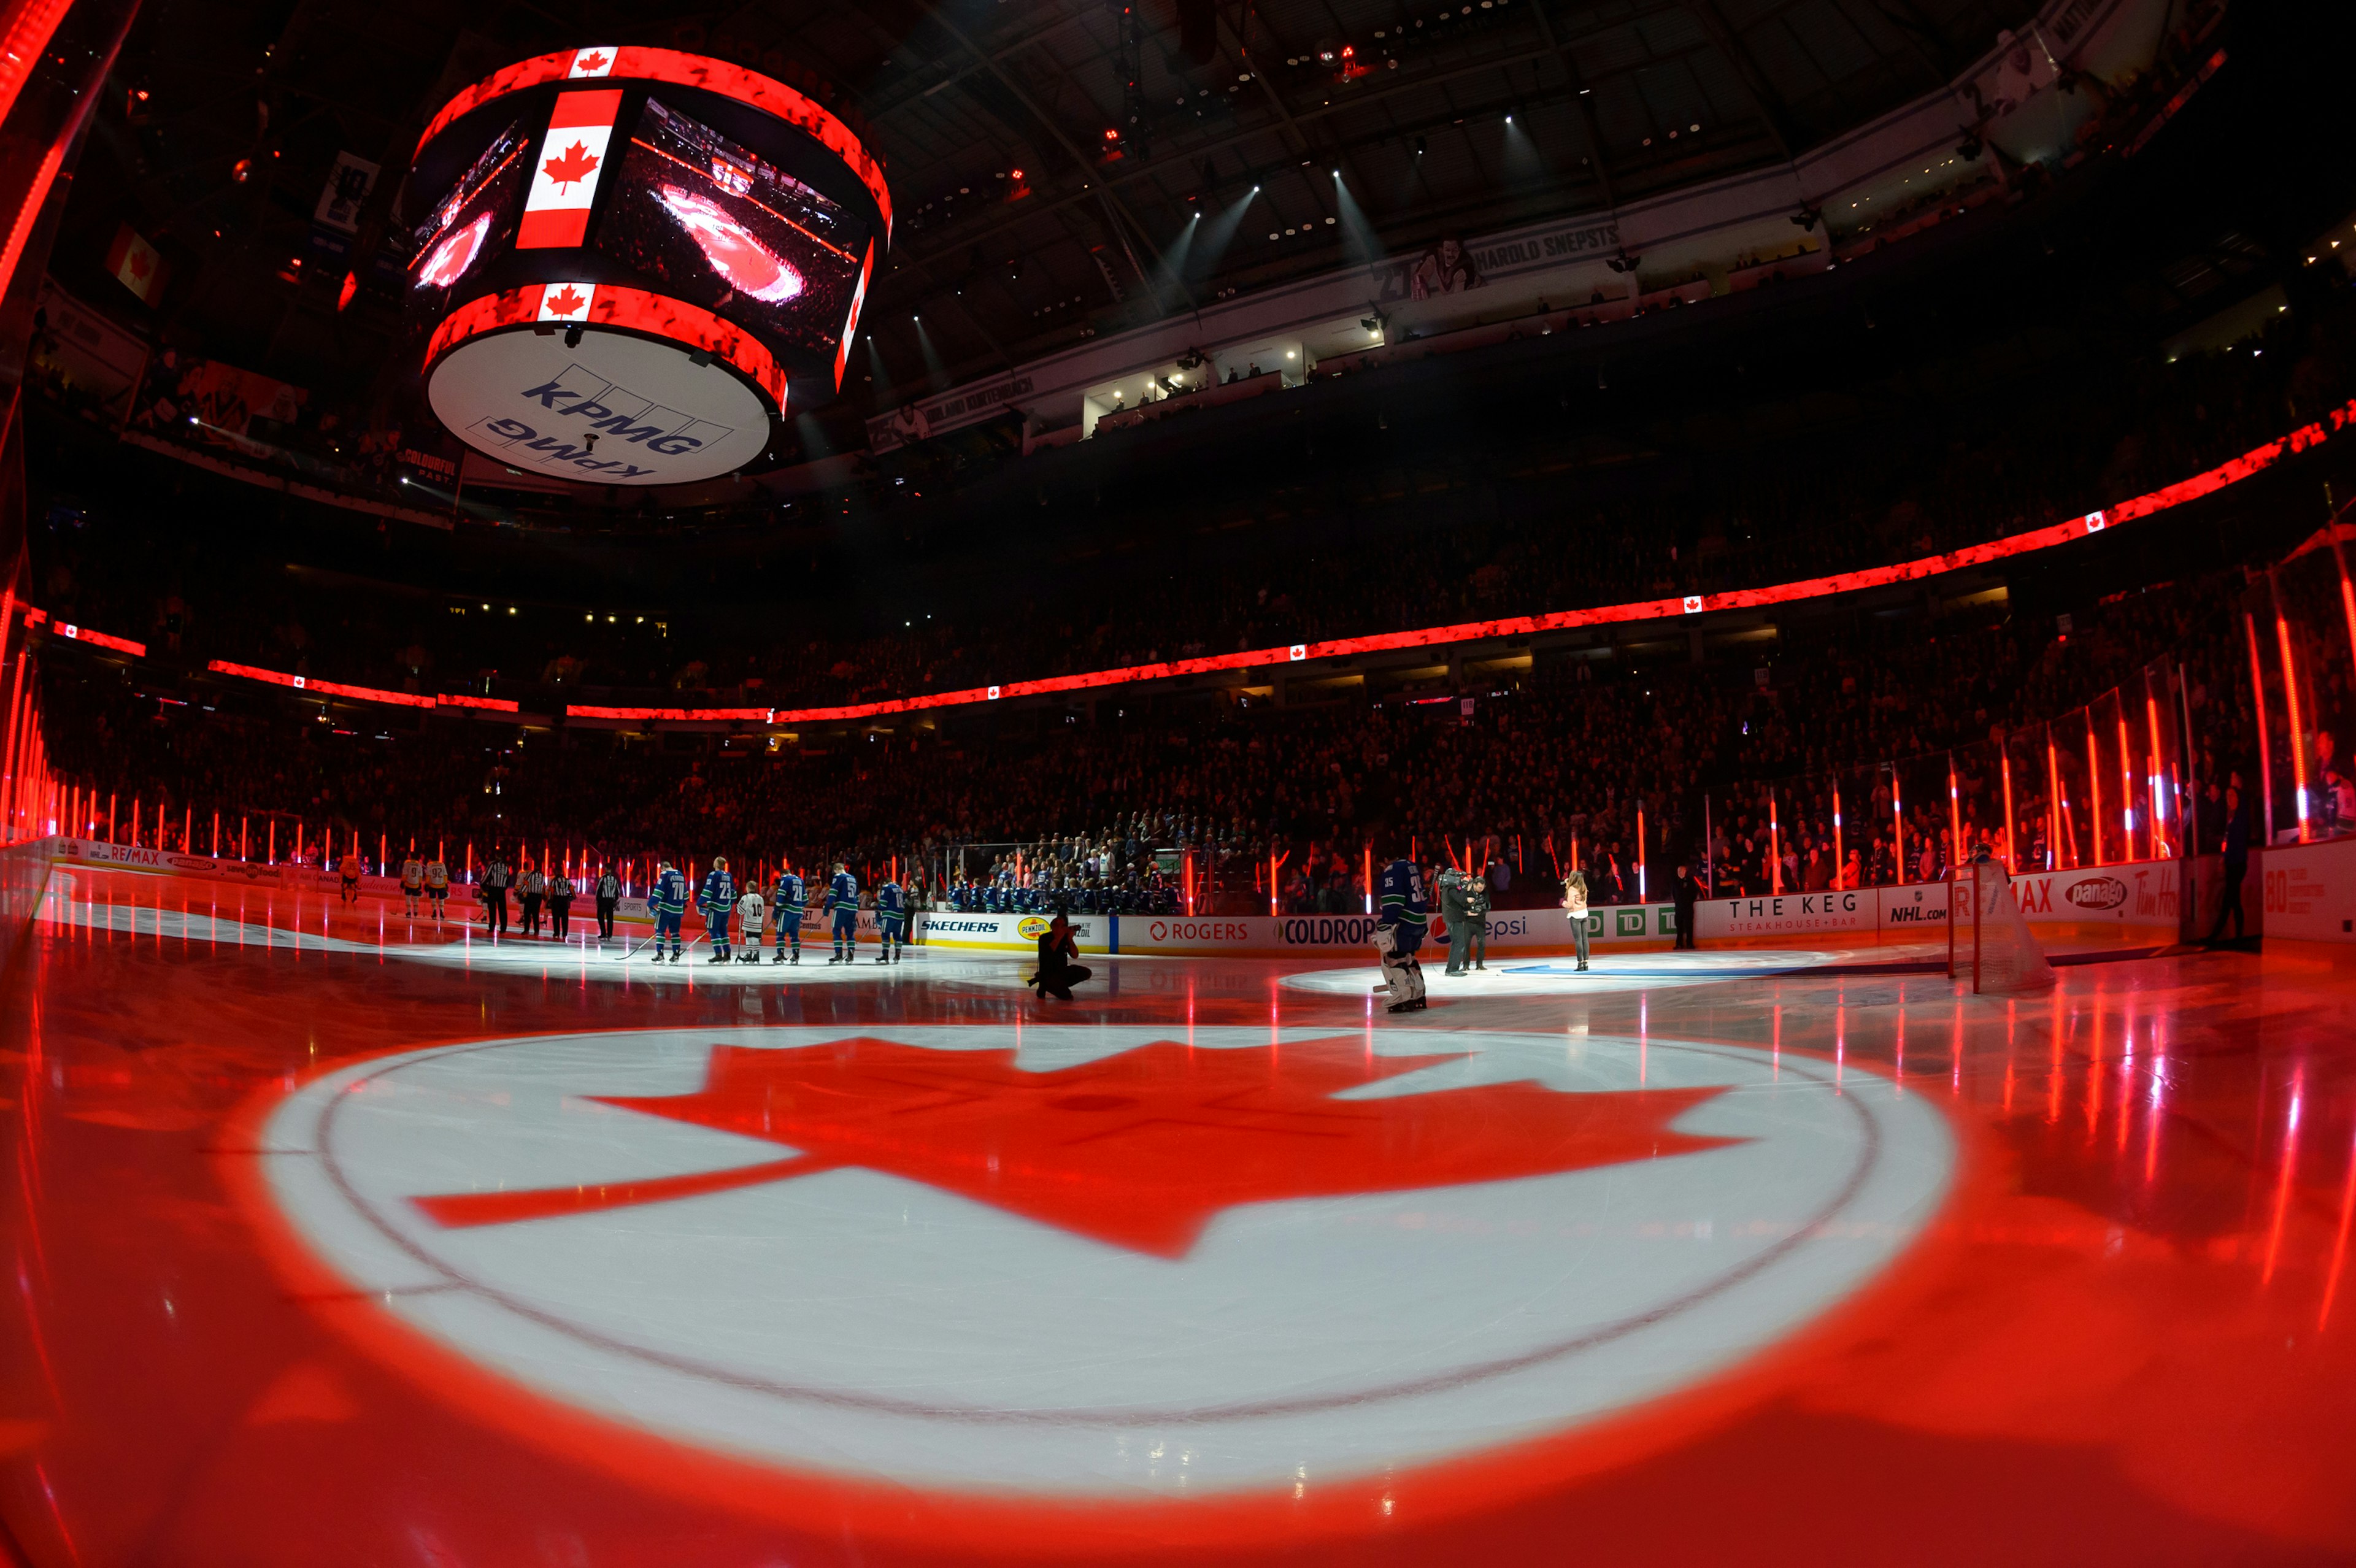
[[624, 923, 699, 961]]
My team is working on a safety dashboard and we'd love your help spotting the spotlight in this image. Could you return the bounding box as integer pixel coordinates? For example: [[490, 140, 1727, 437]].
[[563, 325, 583, 347], [1414, 134, 1426, 155]]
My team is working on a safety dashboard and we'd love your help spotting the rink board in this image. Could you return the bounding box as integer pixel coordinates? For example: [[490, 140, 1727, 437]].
[[39, 836, 2282, 950]]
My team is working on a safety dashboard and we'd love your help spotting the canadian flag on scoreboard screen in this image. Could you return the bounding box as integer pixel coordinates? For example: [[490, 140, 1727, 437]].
[[517, 89, 623, 249], [536, 282, 598, 322], [566, 46, 616, 77]]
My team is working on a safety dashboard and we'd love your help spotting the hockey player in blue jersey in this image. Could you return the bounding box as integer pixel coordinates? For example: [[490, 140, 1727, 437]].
[[698, 856, 738, 964], [649, 859, 688, 963], [826, 862, 860, 964], [770, 866, 806, 963], [1372, 845, 1430, 1012], [874, 877, 907, 964]]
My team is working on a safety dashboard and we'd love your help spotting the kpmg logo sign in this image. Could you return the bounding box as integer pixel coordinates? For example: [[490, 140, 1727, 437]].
[[471, 365, 734, 480]]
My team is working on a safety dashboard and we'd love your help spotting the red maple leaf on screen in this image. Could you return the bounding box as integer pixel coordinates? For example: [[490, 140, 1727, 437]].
[[126, 247, 152, 280], [574, 50, 609, 72], [542, 140, 599, 192], [412, 1037, 1745, 1258], [541, 284, 587, 317]]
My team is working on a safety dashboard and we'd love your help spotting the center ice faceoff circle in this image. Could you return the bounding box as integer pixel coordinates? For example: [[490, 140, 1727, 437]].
[[261, 1024, 1954, 1495]]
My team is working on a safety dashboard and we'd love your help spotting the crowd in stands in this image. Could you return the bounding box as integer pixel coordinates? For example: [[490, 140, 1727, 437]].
[[28, 292, 2356, 724], [37, 536, 2350, 915], [943, 831, 1185, 915]]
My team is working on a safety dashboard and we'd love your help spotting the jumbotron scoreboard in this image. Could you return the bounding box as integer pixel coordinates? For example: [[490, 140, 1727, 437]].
[[404, 47, 890, 486]]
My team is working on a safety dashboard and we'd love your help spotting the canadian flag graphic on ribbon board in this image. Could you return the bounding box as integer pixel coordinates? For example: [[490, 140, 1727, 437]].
[[534, 282, 597, 321], [517, 89, 623, 249], [566, 45, 616, 77]]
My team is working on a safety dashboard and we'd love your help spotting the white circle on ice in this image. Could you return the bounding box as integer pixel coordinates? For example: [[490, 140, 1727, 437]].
[[1280, 948, 1870, 998], [262, 1025, 1953, 1496]]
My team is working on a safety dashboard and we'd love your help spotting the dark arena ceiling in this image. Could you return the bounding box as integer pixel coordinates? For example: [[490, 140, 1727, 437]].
[[68, 0, 2039, 434]]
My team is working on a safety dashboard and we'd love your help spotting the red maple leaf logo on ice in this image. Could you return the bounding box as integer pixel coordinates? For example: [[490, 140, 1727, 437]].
[[541, 283, 588, 317], [542, 140, 599, 192], [574, 50, 608, 72], [411, 1037, 1745, 1257]]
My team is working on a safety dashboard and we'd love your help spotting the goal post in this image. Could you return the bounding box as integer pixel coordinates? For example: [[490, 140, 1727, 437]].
[[1960, 859, 2056, 994]]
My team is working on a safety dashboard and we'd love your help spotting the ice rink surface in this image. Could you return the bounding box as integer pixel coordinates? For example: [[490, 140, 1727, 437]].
[[9, 867, 2355, 1566]]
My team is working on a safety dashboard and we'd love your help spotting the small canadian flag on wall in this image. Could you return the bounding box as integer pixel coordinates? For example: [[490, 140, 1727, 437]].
[[104, 222, 167, 305]]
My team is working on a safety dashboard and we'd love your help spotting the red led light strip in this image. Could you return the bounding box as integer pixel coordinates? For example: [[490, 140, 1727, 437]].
[[69, 398, 2356, 728], [416, 46, 892, 239], [567, 705, 773, 722], [17, 607, 147, 656], [583, 396, 2355, 726], [0, 0, 75, 144], [426, 282, 788, 407], [205, 661, 521, 713]]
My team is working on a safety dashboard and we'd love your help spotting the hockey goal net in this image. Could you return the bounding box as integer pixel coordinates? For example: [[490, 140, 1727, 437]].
[[1948, 861, 2056, 994]]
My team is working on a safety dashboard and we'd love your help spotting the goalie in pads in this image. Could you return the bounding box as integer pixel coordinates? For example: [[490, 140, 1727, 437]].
[[1372, 850, 1430, 1013]]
